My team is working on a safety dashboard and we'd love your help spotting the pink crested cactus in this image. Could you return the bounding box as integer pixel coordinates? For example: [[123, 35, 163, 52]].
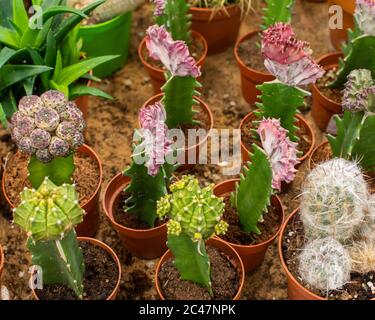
[[138, 101, 172, 176], [10, 91, 85, 163], [261, 23, 324, 86], [151, 0, 165, 16], [355, 0, 375, 36], [145, 25, 201, 78], [257, 118, 300, 191]]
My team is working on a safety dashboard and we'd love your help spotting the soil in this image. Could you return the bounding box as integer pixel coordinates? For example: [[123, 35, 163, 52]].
[[3, 152, 99, 207], [142, 36, 206, 70], [241, 114, 312, 159], [237, 33, 269, 73], [282, 213, 375, 300], [315, 68, 342, 104], [158, 246, 240, 300], [114, 191, 167, 230], [0, 1, 334, 300], [220, 196, 281, 245], [34, 241, 118, 300]]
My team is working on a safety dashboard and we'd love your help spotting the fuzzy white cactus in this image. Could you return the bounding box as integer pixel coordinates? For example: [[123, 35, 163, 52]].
[[300, 158, 369, 242], [350, 241, 375, 274], [298, 237, 352, 291]]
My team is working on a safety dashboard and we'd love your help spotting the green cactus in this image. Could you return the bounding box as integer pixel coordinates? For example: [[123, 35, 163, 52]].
[[14, 177, 85, 298], [230, 145, 273, 234], [157, 175, 227, 295], [255, 82, 307, 142], [261, 0, 295, 30]]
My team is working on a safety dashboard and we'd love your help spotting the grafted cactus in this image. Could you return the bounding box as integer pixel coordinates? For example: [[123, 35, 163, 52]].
[[157, 175, 227, 295], [14, 177, 85, 298], [300, 158, 369, 242], [350, 241, 375, 274], [298, 237, 351, 291]]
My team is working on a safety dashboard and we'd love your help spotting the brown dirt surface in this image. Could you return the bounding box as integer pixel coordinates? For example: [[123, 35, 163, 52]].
[[315, 68, 343, 104], [0, 1, 333, 300]]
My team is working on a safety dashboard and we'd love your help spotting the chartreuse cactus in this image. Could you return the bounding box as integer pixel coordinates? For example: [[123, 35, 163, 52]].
[[13, 177, 85, 298], [328, 69, 375, 171], [157, 176, 227, 295], [261, 0, 295, 30]]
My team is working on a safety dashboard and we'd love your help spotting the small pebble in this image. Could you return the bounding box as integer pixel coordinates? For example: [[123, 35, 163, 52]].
[[1, 286, 10, 300]]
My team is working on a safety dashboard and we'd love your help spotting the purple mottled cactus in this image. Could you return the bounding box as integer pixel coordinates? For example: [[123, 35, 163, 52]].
[[145, 25, 201, 78], [355, 0, 375, 36], [257, 118, 300, 191], [261, 23, 324, 86], [10, 91, 86, 163], [151, 0, 165, 16]]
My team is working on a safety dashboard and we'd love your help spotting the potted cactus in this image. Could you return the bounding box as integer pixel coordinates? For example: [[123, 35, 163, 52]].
[[188, 0, 255, 55], [239, 23, 322, 165], [279, 158, 375, 300], [2, 90, 103, 237], [103, 102, 175, 259], [138, 0, 208, 93], [214, 119, 298, 272], [68, 0, 144, 77], [13, 177, 121, 300], [309, 68, 375, 192], [312, 0, 375, 131], [234, 0, 295, 104], [155, 175, 245, 300]]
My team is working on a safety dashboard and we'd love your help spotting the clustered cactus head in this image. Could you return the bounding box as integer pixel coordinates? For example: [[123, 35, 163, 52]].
[[157, 175, 227, 241], [10, 91, 86, 163], [151, 0, 165, 16], [261, 23, 324, 86], [13, 177, 83, 242], [355, 0, 375, 36], [350, 241, 375, 274], [300, 158, 369, 242], [343, 69, 375, 113], [257, 118, 299, 191], [145, 25, 201, 78], [136, 101, 172, 176], [298, 237, 352, 291]]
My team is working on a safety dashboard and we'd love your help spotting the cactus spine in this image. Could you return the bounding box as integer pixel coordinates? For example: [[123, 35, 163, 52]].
[[14, 177, 85, 298]]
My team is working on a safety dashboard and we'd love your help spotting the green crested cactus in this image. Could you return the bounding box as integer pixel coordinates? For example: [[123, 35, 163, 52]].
[[230, 144, 273, 234], [261, 0, 295, 30], [157, 175, 227, 295], [300, 158, 369, 243], [14, 177, 85, 298]]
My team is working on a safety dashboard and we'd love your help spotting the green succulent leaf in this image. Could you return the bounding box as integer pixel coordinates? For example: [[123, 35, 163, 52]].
[[13, 0, 29, 33], [167, 234, 212, 295], [28, 154, 75, 189], [0, 90, 17, 122], [0, 26, 19, 48], [262, 0, 295, 30], [69, 85, 113, 101], [231, 145, 273, 235], [0, 47, 17, 69]]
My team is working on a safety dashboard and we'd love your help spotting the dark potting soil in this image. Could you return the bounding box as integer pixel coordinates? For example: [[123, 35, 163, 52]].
[[189, 0, 237, 8], [219, 196, 281, 245], [158, 246, 240, 300], [237, 33, 269, 74], [35, 241, 118, 300], [315, 68, 342, 104], [142, 36, 206, 70], [4, 152, 99, 207], [282, 213, 375, 300], [241, 114, 312, 159], [114, 191, 167, 230]]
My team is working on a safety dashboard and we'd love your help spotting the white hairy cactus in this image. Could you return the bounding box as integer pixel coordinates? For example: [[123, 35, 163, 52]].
[[300, 158, 369, 242], [349, 241, 375, 274], [298, 237, 352, 291]]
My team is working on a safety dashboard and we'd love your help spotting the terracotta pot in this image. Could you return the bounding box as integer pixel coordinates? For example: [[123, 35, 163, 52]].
[[328, 0, 355, 51], [142, 93, 214, 169], [189, 5, 242, 55], [311, 52, 343, 131], [308, 140, 330, 171], [31, 237, 122, 300], [138, 31, 208, 94], [155, 237, 245, 300], [74, 71, 93, 120], [1, 144, 102, 238], [0, 244, 4, 278], [234, 30, 275, 105], [239, 111, 316, 164], [213, 179, 284, 273], [103, 173, 168, 259]]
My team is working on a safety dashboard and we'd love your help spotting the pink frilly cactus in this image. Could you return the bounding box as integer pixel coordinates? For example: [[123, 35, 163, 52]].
[[355, 0, 375, 36], [145, 25, 201, 78], [261, 23, 324, 86], [151, 0, 165, 16], [138, 101, 172, 176], [257, 118, 300, 191]]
